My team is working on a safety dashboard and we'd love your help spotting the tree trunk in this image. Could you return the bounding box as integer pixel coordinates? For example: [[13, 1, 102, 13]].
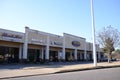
[[107, 52, 112, 63]]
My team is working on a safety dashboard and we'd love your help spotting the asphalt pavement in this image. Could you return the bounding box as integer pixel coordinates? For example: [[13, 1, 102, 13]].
[[0, 61, 120, 79], [4, 67, 120, 80]]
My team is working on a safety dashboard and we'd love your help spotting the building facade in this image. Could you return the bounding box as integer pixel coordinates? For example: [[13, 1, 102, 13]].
[[0, 27, 103, 63]]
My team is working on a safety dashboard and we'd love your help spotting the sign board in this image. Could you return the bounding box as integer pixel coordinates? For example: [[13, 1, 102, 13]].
[[72, 41, 80, 47], [1, 33, 22, 42]]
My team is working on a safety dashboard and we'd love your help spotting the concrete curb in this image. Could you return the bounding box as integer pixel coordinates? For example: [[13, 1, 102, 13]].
[[1, 65, 120, 79], [0, 73, 53, 80], [55, 65, 120, 73]]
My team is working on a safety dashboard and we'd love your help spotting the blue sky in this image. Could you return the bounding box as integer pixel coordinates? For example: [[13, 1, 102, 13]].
[[0, 0, 120, 42]]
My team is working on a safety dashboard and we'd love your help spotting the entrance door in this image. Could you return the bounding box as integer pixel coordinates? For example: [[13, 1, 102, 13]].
[[28, 49, 40, 63], [77, 53, 80, 61], [49, 51, 58, 62], [65, 52, 70, 61]]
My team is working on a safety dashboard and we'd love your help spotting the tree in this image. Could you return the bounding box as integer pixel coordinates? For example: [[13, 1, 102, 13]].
[[115, 49, 120, 54], [97, 26, 120, 63], [112, 49, 120, 60]]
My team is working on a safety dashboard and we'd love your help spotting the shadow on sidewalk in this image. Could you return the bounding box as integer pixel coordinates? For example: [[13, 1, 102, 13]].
[[0, 61, 93, 70]]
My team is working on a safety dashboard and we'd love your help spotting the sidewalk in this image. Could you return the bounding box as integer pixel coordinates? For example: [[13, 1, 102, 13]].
[[0, 61, 120, 79]]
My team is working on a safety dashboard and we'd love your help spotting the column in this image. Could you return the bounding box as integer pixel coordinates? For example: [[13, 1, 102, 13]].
[[84, 41, 87, 61], [23, 27, 29, 61], [19, 44, 22, 60], [39, 49, 41, 59], [58, 50, 60, 60], [62, 48, 65, 61], [80, 53, 83, 60], [98, 52, 101, 60], [92, 51, 94, 60], [39, 48, 44, 62], [62, 35, 65, 61], [70, 51, 72, 61], [98, 46, 101, 60], [58, 50, 63, 62], [45, 34, 49, 61], [87, 53, 89, 60], [74, 49, 77, 61], [41, 48, 44, 60], [39, 48, 44, 59]]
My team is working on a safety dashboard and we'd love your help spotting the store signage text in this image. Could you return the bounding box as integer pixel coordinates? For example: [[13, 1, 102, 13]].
[[31, 39, 45, 44], [2, 33, 22, 39], [72, 41, 80, 47], [54, 41, 62, 46], [1, 33, 22, 42]]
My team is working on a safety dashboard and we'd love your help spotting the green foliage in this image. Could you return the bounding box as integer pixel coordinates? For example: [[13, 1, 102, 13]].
[[115, 49, 120, 54]]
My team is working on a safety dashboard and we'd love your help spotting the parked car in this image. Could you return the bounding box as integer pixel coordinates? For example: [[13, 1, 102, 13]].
[[101, 58, 116, 62], [101, 58, 108, 62]]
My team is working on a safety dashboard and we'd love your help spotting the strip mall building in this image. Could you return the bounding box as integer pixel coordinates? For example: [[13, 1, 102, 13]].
[[0, 27, 103, 63]]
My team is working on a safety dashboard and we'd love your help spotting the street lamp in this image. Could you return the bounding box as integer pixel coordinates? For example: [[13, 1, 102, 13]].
[[90, 0, 97, 66]]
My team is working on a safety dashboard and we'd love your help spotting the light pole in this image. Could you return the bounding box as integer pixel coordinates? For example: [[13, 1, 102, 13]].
[[90, 0, 97, 66]]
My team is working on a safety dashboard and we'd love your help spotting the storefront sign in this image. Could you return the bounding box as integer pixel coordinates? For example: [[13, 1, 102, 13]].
[[31, 39, 45, 44], [72, 41, 80, 47], [54, 41, 62, 46], [2, 33, 22, 39], [2, 33, 22, 42]]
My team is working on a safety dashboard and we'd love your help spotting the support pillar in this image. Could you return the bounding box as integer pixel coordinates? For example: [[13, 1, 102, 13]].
[[98, 46, 101, 61], [45, 35, 49, 62], [70, 51, 73, 61], [79, 53, 82, 60], [62, 48, 65, 61], [62, 35, 65, 62], [58, 50, 62, 61], [74, 49, 77, 61], [41, 48, 44, 60], [19, 44, 22, 62], [39, 48, 44, 59], [23, 27, 29, 62], [59, 51, 62, 61], [58, 50, 60, 60], [39, 49, 41, 59], [98, 52, 101, 60], [39, 48, 44, 62], [84, 42, 87, 61]]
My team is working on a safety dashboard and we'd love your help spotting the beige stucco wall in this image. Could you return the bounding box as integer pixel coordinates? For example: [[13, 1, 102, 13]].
[[0, 41, 22, 47], [27, 29, 47, 45], [64, 33, 85, 50], [28, 44, 45, 49], [86, 42, 93, 51], [86, 42, 100, 52], [27, 28, 63, 47], [0, 28, 102, 52], [96, 44, 100, 52], [49, 34, 63, 47]]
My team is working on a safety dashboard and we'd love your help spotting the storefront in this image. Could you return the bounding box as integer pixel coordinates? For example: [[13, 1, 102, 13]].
[[65, 49, 74, 62], [0, 40, 23, 63], [27, 44, 46, 63], [0, 46, 19, 63], [87, 51, 93, 61], [63, 33, 86, 61], [77, 50, 84, 61], [0, 29, 24, 63], [49, 47, 62, 62], [0, 27, 103, 63]]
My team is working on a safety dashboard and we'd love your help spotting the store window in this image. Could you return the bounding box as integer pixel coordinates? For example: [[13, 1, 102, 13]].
[[0, 46, 19, 63]]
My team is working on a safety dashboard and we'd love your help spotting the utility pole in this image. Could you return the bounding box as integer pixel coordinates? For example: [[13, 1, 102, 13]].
[[90, 0, 97, 66]]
